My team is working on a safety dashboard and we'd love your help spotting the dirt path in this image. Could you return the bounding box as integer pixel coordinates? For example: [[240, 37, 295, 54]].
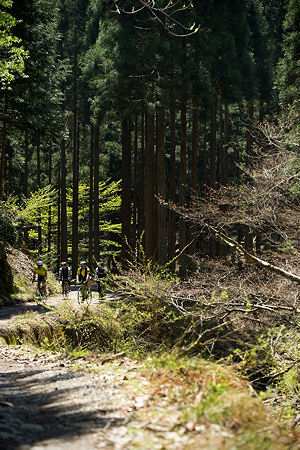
[[1, 297, 297, 449], [0, 345, 139, 450], [0, 289, 109, 327], [0, 293, 140, 449]]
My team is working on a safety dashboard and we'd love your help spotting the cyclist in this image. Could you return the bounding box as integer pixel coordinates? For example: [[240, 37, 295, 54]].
[[59, 261, 71, 295], [76, 261, 91, 293], [94, 260, 108, 297], [33, 260, 47, 297]]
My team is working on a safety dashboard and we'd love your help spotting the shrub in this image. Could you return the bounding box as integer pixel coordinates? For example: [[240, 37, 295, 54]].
[[0, 212, 17, 246]]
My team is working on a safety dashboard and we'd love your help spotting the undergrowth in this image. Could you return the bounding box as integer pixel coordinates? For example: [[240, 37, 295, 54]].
[[136, 353, 299, 449], [232, 325, 300, 420], [1, 263, 299, 431]]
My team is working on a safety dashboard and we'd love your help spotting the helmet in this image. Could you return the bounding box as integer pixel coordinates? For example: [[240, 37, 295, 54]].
[[80, 261, 87, 266], [97, 261, 104, 266], [37, 260, 43, 266], [61, 261, 67, 266]]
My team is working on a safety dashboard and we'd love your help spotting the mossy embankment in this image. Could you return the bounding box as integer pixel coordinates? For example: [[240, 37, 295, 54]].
[[0, 245, 59, 306], [0, 242, 14, 304], [0, 302, 120, 351]]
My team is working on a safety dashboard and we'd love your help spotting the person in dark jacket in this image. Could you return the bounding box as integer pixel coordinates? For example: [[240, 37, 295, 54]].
[[94, 261, 108, 298]]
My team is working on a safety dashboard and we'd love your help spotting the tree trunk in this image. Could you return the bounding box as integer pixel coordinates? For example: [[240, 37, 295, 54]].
[[218, 101, 225, 185], [121, 117, 132, 265], [209, 92, 217, 257], [179, 98, 187, 271], [88, 123, 94, 268], [132, 115, 138, 255], [202, 122, 207, 190], [71, 23, 79, 276], [36, 135, 42, 256], [168, 103, 176, 269], [246, 100, 254, 159], [0, 95, 8, 201], [57, 164, 61, 274], [156, 107, 167, 264], [24, 131, 29, 197], [259, 96, 264, 123], [138, 113, 145, 237], [37, 135, 41, 189], [218, 102, 227, 256], [190, 101, 199, 255], [23, 131, 29, 250], [47, 141, 52, 263], [93, 123, 100, 262], [144, 112, 155, 259], [191, 102, 199, 197], [209, 91, 217, 188], [60, 139, 68, 262], [211, 226, 300, 284], [224, 103, 229, 185], [244, 226, 254, 252]]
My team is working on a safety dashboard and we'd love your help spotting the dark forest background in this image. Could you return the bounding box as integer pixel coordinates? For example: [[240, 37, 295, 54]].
[[0, 0, 298, 276]]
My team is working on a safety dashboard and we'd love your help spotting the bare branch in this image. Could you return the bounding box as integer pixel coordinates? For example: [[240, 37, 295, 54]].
[[210, 226, 300, 284]]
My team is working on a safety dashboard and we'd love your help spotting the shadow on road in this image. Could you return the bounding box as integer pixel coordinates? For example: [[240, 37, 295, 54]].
[[0, 364, 125, 449], [0, 302, 52, 322]]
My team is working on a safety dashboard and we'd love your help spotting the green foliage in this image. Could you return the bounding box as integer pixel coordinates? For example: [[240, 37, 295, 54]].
[[288, 155, 300, 200], [0, 211, 17, 245], [65, 179, 121, 258], [40, 335, 65, 353], [0, 240, 13, 298], [110, 257, 180, 351], [290, 183, 300, 201], [277, 239, 297, 254], [50, 302, 122, 352], [276, 0, 300, 109], [0, 185, 56, 226], [0, 0, 28, 89], [234, 326, 300, 420], [19, 185, 57, 225]]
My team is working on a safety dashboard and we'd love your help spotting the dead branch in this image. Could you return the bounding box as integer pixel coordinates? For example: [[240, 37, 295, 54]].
[[210, 226, 300, 284], [252, 359, 300, 383]]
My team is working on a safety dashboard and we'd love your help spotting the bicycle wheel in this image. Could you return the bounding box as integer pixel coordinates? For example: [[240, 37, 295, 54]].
[[86, 289, 92, 305], [81, 285, 88, 302], [77, 283, 90, 304], [62, 281, 69, 300], [77, 286, 82, 304], [36, 282, 46, 301], [35, 287, 42, 300]]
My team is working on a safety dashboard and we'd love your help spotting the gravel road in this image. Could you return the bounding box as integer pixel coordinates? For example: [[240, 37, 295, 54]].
[[0, 293, 138, 450], [0, 345, 135, 450]]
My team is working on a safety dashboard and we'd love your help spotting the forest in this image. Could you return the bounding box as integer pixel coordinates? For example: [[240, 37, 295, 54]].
[[0, 0, 299, 447], [0, 0, 298, 271]]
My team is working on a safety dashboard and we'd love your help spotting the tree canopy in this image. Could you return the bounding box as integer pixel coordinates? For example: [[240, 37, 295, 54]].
[[0, 0, 298, 274]]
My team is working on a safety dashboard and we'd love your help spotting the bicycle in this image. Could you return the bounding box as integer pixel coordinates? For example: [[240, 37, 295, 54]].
[[94, 277, 107, 299], [61, 280, 70, 300], [77, 281, 92, 304], [34, 279, 47, 301]]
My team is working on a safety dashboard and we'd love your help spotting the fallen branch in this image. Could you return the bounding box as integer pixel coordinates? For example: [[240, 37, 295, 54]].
[[252, 359, 300, 383], [100, 352, 126, 365], [210, 226, 300, 284]]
